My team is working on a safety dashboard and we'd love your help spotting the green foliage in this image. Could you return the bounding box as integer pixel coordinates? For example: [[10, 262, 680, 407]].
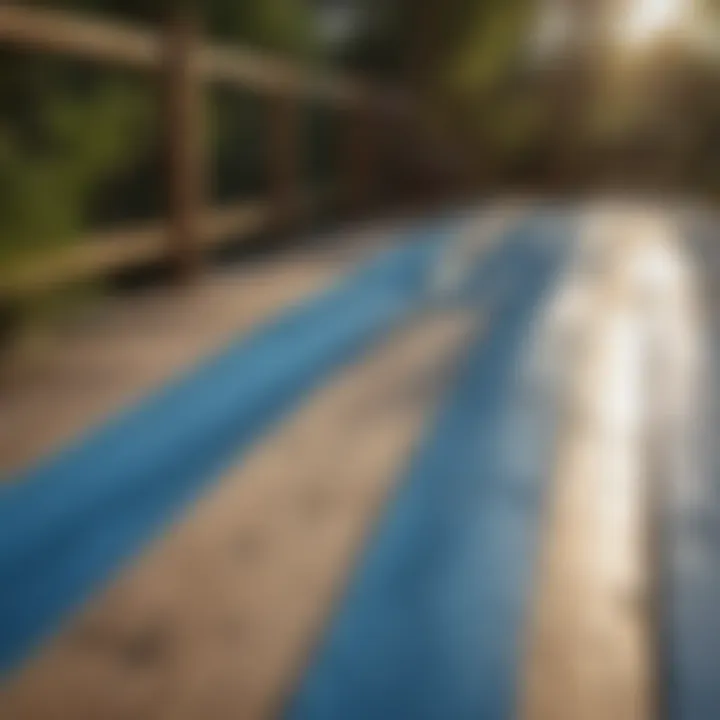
[[335, 0, 538, 177], [0, 58, 155, 276], [206, 0, 319, 57], [441, 0, 532, 96]]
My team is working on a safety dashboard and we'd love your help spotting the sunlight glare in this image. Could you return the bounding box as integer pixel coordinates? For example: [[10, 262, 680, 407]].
[[622, 0, 687, 45]]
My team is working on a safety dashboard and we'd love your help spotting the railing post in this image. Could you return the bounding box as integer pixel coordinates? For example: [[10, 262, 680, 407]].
[[268, 93, 301, 233], [343, 104, 374, 217], [164, 5, 203, 279]]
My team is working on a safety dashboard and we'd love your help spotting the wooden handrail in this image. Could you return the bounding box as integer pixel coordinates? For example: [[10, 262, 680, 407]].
[[0, 4, 368, 106], [0, 5, 161, 68], [0, 4, 410, 299]]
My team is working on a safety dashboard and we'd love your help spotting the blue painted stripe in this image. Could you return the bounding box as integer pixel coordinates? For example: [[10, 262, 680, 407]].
[[285, 217, 571, 720]]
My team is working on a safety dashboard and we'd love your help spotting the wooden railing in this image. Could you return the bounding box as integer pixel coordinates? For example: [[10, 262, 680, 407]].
[[0, 4, 410, 298]]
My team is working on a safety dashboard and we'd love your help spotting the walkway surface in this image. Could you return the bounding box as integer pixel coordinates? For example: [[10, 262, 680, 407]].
[[0, 202, 718, 720]]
